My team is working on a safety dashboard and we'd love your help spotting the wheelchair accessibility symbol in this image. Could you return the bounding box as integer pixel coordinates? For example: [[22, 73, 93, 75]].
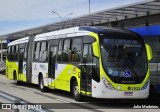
[[124, 70, 131, 77]]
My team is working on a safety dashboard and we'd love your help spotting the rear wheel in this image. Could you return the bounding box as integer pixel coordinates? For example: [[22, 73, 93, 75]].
[[39, 76, 47, 92], [73, 81, 82, 101], [14, 71, 21, 85]]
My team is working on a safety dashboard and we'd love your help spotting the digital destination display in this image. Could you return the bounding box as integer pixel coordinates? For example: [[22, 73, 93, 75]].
[[103, 39, 141, 45]]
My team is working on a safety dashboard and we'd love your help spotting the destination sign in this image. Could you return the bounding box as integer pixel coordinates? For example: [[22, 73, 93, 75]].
[[103, 39, 141, 45]]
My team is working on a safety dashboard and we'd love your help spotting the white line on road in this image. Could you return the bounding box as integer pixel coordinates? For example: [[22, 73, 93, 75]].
[[26, 90, 35, 93], [56, 98, 71, 103]]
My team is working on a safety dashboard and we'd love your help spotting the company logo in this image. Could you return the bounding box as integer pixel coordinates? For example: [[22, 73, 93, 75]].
[[40, 64, 47, 70], [2, 104, 11, 109], [124, 70, 131, 77], [23, 64, 26, 70], [34, 64, 37, 70], [2, 104, 42, 110]]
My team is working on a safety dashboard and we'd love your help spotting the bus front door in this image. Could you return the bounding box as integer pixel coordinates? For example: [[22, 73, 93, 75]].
[[18, 48, 24, 80], [81, 44, 92, 95], [48, 46, 57, 87]]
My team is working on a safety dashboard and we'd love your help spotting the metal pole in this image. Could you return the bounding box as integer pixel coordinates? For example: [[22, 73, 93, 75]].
[[89, 0, 90, 14], [1, 40, 3, 62]]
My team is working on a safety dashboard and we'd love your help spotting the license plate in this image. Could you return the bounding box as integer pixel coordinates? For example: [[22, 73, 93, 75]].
[[124, 92, 133, 96]]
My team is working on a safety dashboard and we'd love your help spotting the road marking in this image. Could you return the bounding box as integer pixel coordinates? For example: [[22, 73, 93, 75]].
[[56, 98, 71, 103], [26, 89, 34, 93], [11, 85, 72, 103]]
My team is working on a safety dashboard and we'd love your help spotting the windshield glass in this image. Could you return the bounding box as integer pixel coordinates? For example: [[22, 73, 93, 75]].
[[101, 36, 148, 84]]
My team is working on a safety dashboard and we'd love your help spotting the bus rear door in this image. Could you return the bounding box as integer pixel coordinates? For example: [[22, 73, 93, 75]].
[[48, 39, 58, 88], [18, 46, 25, 81]]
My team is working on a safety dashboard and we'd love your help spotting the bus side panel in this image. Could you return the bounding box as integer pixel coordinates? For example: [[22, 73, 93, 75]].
[[54, 64, 80, 92], [18, 61, 27, 82], [6, 60, 18, 80], [55, 64, 67, 90], [22, 62, 27, 82], [32, 62, 48, 85]]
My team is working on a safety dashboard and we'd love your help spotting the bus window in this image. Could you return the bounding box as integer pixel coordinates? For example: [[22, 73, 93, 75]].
[[16, 45, 19, 53], [39, 41, 48, 62], [15, 45, 19, 61], [10, 46, 13, 61], [7, 47, 11, 61], [57, 40, 62, 62], [8, 47, 10, 53], [34, 42, 40, 61], [12, 46, 14, 53], [24, 43, 28, 61], [62, 39, 71, 62], [12, 46, 16, 61], [71, 38, 82, 62], [82, 44, 100, 83]]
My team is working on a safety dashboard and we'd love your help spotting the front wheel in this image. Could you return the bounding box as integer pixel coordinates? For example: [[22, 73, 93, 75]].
[[39, 76, 47, 92], [73, 81, 82, 101]]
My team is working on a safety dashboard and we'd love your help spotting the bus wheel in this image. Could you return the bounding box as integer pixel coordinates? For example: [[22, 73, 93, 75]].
[[39, 76, 47, 92], [14, 72, 21, 85], [73, 81, 82, 101]]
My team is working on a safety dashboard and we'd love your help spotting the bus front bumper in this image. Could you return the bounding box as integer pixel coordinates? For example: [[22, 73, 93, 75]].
[[91, 80, 149, 99]]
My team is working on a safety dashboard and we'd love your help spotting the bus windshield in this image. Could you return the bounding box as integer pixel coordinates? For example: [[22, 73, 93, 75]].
[[100, 36, 148, 84]]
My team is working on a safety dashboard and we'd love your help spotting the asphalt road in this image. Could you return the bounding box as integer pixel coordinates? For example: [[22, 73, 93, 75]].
[[0, 74, 160, 112]]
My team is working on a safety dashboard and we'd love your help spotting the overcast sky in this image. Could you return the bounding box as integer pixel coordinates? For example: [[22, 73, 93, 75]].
[[0, 0, 144, 36]]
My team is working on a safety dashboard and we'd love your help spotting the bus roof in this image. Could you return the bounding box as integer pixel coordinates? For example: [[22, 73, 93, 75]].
[[34, 27, 89, 40], [8, 37, 29, 46], [8, 26, 137, 46]]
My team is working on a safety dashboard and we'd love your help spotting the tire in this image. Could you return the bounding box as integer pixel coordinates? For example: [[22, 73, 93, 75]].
[[14, 72, 21, 85], [73, 81, 82, 101], [39, 76, 47, 92]]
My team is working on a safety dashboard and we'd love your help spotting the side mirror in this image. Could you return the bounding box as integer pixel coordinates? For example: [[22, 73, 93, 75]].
[[92, 42, 100, 58], [145, 44, 153, 61]]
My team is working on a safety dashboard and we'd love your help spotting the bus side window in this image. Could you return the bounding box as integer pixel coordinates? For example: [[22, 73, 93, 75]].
[[24, 43, 28, 61], [57, 40, 62, 62], [92, 56, 100, 82], [10, 46, 12, 61], [15, 45, 19, 61], [71, 38, 82, 62], [39, 41, 48, 62], [34, 42, 40, 61], [13, 46, 16, 61], [11, 46, 15, 61], [16, 45, 19, 53], [62, 39, 71, 62], [7, 47, 11, 61]]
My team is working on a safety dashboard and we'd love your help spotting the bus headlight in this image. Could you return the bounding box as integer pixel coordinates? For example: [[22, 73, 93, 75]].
[[102, 76, 114, 90], [141, 80, 150, 90]]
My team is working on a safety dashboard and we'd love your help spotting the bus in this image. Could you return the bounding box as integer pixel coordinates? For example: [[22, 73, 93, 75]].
[[6, 26, 152, 101]]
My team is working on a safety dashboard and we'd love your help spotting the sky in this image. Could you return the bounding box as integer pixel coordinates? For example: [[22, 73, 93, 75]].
[[0, 0, 144, 36]]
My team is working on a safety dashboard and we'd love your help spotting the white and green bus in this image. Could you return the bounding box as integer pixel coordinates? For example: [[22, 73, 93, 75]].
[[6, 26, 152, 101]]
